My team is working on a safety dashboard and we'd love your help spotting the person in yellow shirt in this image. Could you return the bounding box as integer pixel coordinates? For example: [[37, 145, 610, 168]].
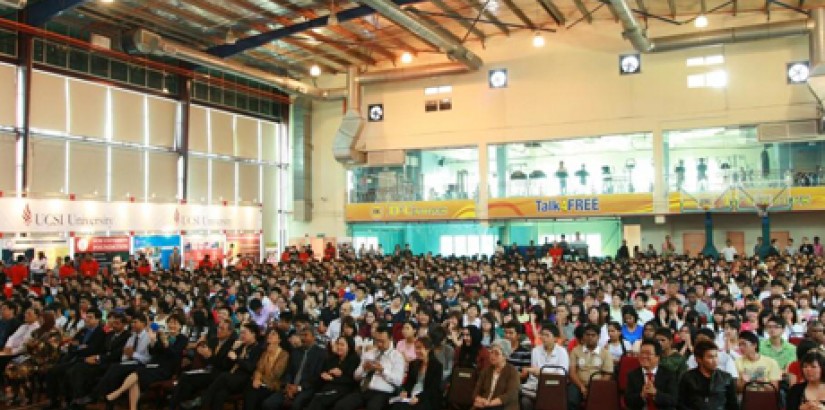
[[735, 331, 781, 392]]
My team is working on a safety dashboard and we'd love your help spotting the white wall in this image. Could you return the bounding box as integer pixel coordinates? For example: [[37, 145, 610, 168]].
[[301, 12, 818, 237]]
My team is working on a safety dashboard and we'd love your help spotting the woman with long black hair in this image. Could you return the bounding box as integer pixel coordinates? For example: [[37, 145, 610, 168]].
[[454, 325, 489, 370], [305, 337, 360, 410]]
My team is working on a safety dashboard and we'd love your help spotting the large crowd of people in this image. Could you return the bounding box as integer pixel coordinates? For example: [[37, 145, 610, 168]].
[[0, 233, 822, 410]]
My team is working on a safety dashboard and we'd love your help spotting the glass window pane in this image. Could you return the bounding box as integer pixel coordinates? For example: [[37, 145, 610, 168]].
[[146, 70, 163, 90], [440, 236, 454, 256], [68, 50, 89, 73], [209, 85, 222, 104], [90, 55, 109, 77], [111, 60, 128, 82], [45, 42, 68, 67], [129, 65, 146, 86], [194, 82, 208, 100], [467, 235, 480, 256], [32, 39, 44, 62]]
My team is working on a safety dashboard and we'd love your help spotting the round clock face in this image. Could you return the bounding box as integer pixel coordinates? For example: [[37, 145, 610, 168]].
[[489, 71, 507, 88], [369, 105, 383, 121], [788, 63, 809, 83], [621, 55, 640, 73]]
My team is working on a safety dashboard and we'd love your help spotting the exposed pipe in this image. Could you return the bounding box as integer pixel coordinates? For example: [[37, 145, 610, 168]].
[[607, 0, 653, 52], [127, 29, 344, 99], [357, 0, 484, 70], [652, 19, 811, 52], [358, 62, 471, 84]]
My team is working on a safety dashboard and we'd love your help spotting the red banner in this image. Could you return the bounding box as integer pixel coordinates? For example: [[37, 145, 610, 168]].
[[226, 234, 261, 259], [74, 236, 130, 253]]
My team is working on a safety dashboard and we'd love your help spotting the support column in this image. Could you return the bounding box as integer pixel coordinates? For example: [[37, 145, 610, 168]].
[[759, 213, 771, 258], [16, 33, 33, 194], [477, 143, 488, 220], [652, 127, 668, 214], [496, 145, 507, 198], [701, 212, 719, 258], [178, 75, 192, 201]]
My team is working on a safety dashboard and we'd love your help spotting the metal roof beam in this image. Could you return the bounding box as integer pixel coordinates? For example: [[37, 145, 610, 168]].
[[207, 0, 426, 58]]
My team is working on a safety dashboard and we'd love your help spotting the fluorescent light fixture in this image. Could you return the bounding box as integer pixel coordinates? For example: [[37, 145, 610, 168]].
[[488, 69, 508, 88]]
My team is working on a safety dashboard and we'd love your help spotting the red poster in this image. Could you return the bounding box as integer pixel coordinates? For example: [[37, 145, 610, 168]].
[[183, 235, 225, 268], [74, 236, 130, 253], [226, 234, 261, 259]]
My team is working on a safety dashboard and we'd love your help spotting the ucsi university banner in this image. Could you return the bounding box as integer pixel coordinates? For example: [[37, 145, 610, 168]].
[[0, 197, 262, 234]]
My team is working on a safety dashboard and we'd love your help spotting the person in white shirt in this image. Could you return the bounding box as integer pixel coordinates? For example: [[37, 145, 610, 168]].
[[4, 307, 40, 355], [521, 323, 569, 410], [633, 293, 655, 325], [720, 240, 738, 263], [350, 288, 371, 319], [121, 314, 152, 364], [327, 302, 353, 341], [29, 252, 48, 282], [337, 325, 405, 410]]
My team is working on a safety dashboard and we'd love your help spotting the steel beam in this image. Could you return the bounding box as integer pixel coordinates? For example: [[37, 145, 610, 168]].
[[179, 75, 191, 201], [17, 33, 33, 193], [207, 0, 427, 58]]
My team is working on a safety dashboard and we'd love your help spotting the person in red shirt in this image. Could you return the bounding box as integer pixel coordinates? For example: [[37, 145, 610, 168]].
[[197, 254, 214, 270], [7, 256, 29, 286], [549, 242, 564, 265], [136, 259, 152, 276], [58, 256, 76, 279], [79, 254, 100, 278], [323, 242, 336, 261]]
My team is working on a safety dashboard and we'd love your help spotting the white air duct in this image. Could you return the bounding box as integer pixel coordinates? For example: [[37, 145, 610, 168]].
[[333, 66, 367, 164], [0, 0, 26, 9]]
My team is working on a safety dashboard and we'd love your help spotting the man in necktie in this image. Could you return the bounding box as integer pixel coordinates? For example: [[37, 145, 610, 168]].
[[44, 309, 106, 410], [624, 339, 679, 410], [335, 326, 405, 410], [262, 328, 327, 410]]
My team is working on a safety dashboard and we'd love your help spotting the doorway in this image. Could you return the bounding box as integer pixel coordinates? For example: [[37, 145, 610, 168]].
[[683, 232, 706, 257]]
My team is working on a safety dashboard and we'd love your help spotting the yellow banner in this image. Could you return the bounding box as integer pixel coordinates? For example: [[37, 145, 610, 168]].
[[668, 187, 825, 213], [488, 194, 653, 218], [345, 200, 477, 222]]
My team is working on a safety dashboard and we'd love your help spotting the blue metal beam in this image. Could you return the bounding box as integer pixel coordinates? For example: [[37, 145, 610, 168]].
[[26, 0, 90, 27], [207, 0, 426, 58]]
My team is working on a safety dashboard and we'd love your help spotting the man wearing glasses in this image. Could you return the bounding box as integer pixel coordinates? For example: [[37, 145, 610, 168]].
[[624, 339, 678, 410], [759, 315, 797, 371]]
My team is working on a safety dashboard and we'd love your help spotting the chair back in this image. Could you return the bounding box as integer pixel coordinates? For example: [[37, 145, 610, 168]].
[[617, 354, 640, 393], [741, 381, 781, 410], [585, 371, 619, 410], [446, 367, 478, 410], [534, 365, 568, 410]]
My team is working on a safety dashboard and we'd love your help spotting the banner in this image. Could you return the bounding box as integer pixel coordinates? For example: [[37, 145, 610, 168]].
[[133, 235, 181, 270], [668, 187, 825, 213], [488, 194, 653, 219], [183, 234, 225, 269], [226, 234, 261, 260], [345, 200, 476, 222], [0, 197, 261, 234], [0, 237, 69, 267], [73, 235, 130, 269]]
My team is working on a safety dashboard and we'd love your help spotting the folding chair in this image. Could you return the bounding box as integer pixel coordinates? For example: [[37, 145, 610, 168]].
[[789, 332, 805, 346], [741, 381, 781, 410], [585, 371, 620, 410], [534, 365, 568, 410], [446, 367, 478, 410]]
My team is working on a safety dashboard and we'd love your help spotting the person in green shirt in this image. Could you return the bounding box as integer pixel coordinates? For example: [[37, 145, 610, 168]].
[[759, 315, 796, 371], [655, 327, 688, 376]]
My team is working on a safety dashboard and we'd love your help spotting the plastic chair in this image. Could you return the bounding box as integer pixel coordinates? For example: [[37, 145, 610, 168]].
[[789, 332, 805, 346], [741, 381, 781, 410], [534, 365, 568, 410], [585, 371, 620, 410], [446, 367, 477, 410]]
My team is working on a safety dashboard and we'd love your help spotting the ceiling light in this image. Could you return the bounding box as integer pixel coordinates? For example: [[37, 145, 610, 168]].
[[309, 64, 321, 77], [532, 32, 545, 48], [694, 15, 708, 28], [401, 52, 413, 64], [100, 0, 114, 3]]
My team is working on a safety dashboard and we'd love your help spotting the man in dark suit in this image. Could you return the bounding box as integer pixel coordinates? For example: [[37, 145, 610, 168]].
[[262, 327, 328, 410], [45, 308, 107, 409], [171, 318, 237, 409], [625, 339, 679, 410], [67, 312, 132, 408]]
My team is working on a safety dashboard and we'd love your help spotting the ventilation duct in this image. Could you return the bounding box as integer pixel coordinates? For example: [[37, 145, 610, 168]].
[[125, 29, 344, 100], [757, 120, 822, 142], [333, 66, 367, 165], [808, 9, 825, 106], [0, 0, 26, 9], [357, 0, 484, 70]]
